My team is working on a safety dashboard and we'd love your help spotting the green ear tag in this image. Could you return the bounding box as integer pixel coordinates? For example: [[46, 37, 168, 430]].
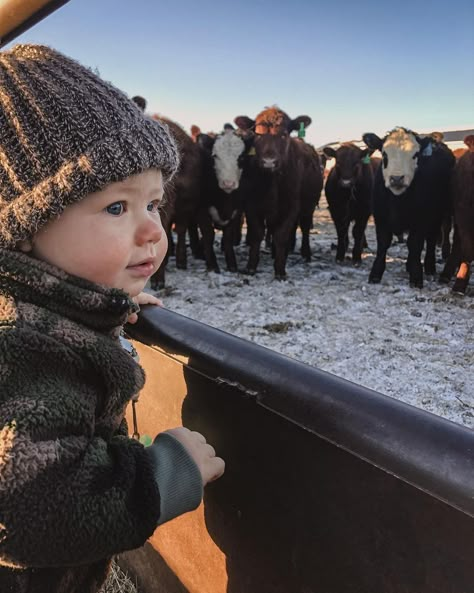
[[298, 121, 306, 139], [140, 434, 152, 447], [248, 146, 256, 156], [362, 154, 371, 164]]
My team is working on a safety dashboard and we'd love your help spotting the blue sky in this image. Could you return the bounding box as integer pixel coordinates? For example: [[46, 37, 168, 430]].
[[10, 0, 474, 146]]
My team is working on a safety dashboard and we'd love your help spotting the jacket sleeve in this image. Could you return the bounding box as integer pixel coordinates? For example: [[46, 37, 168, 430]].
[[0, 332, 202, 568]]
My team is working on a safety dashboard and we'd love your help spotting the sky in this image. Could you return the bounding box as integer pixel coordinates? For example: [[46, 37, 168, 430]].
[[10, 0, 474, 147]]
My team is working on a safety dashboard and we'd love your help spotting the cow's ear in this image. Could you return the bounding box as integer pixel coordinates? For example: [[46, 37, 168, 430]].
[[234, 116, 255, 131], [197, 133, 215, 152], [362, 133, 383, 151], [418, 136, 431, 151], [323, 146, 337, 159], [291, 116, 312, 132]]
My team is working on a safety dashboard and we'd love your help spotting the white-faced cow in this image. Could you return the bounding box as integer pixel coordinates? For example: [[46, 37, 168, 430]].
[[198, 130, 249, 272], [363, 127, 455, 288], [323, 143, 373, 265], [234, 107, 323, 279]]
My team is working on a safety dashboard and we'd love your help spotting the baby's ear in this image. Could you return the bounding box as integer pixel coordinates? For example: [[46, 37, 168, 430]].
[[17, 240, 33, 253]]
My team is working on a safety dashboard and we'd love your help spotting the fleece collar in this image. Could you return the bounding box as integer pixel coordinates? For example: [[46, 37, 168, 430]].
[[0, 249, 137, 333]]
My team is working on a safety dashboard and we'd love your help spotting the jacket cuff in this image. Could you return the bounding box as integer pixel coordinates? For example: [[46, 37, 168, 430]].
[[145, 432, 203, 525]]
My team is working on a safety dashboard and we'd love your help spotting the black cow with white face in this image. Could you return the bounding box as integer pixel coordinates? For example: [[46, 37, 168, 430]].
[[198, 130, 249, 272], [363, 127, 455, 288], [323, 143, 373, 265], [234, 107, 323, 279]]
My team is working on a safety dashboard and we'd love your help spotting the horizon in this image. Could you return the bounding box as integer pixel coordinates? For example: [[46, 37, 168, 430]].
[[8, 0, 474, 147]]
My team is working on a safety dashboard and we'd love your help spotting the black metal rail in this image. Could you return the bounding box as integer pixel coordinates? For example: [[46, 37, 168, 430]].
[[122, 307, 474, 593], [130, 306, 474, 518], [0, 0, 70, 48]]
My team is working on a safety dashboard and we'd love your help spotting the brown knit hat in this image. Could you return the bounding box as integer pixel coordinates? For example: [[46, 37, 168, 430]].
[[0, 44, 180, 248]]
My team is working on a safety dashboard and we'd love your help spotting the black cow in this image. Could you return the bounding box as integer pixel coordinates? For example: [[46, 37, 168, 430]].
[[363, 127, 455, 288], [150, 117, 218, 288], [197, 130, 249, 272], [439, 150, 474, 294], [323, 143, 373, 265], [234, 107, 323, 279]]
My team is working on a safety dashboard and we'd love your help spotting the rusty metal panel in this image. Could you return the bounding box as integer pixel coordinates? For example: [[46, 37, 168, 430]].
[[122, 308, 474, 593]]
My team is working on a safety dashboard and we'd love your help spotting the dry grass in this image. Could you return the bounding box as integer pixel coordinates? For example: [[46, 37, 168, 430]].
[[100, 561, 138, 593]]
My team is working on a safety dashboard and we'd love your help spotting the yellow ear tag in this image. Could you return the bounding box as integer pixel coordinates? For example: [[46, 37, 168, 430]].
[[248, 147, 256, 156]]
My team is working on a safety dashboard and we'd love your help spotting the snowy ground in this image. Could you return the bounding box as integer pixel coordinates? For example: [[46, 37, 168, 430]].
[[153, 198, 474, 430]]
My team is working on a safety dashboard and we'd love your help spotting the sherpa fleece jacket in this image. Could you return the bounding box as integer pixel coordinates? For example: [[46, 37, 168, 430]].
[[0, 249, 203, 593]]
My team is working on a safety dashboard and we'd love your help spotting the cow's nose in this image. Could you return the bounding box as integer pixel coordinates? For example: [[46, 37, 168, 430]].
[[222, 180, 236, 189], [390, 175, 405, 186], [262, 157, 277, 169]]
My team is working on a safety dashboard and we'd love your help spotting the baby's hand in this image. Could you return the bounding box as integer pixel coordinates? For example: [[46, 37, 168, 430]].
[[165, 427, 225, 486], [127, 292, 163, 324]]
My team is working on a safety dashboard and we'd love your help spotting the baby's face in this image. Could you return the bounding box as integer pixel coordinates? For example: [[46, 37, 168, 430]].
[[30, 169, 167, 297]]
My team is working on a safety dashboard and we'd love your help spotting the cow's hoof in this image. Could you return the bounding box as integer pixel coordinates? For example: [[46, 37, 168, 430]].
[[438, 275, 451, 284], [244, 267, 256, 276], [353, 260, 362, 268], [368, 276, 381, 284], [409, 281, 423, 289], [227, 266, 237, 273], [207, 267, 221, 274], [176, 262, 187, 270], [452, 279, 468, 295], [336, 257, 344, 264], [274, 274, 287, 281]]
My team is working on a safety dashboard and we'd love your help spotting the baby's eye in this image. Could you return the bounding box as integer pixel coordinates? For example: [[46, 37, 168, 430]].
[[106, 202, 125, 216], [147, 199, 162, 213]]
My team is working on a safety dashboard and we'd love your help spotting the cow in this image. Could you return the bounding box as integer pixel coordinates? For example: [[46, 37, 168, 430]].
[[197, 129, 249, 272], [234, 107, 323, 279], [323, 143, 373, 265], [439, 150, 474, 294], [363, 127, 455, 288], [149, 116, 218, 289]]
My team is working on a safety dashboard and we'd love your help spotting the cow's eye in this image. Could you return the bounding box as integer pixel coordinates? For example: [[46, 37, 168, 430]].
[[382, 151, 388, 168]]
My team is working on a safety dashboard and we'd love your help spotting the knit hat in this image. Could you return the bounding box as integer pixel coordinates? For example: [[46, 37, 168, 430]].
[[0, 44, 180, 248]]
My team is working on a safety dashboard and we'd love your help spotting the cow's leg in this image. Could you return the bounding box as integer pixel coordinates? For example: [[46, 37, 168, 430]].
[[406, 231, 424, 288], [196, 209, 219, 273], [245, 212, 264, 275], [174, 219, 188, 270], [222, 225, 237, 272], [440, 216, 452, 261], [234, 213, 244, 246], [168, 226, 176, 256], [453, 262, 471, 295], [264, 227, 272, 250], [273, 217, 298, 280], [334, 217, 350, 263], [424, 231, 438, 278], [188, 221, 203, 259], [300, 212, 313, 262], [352, 214, 369, 266], [369, 224, 392, 283], [440, 224, 461, 283]]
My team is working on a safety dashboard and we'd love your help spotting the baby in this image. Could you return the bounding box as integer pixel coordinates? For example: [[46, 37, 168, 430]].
[[0, 44, 224, 593]]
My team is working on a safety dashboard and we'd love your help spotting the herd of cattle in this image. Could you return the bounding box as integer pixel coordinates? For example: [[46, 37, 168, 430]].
[[131, 97, 474, 295]]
